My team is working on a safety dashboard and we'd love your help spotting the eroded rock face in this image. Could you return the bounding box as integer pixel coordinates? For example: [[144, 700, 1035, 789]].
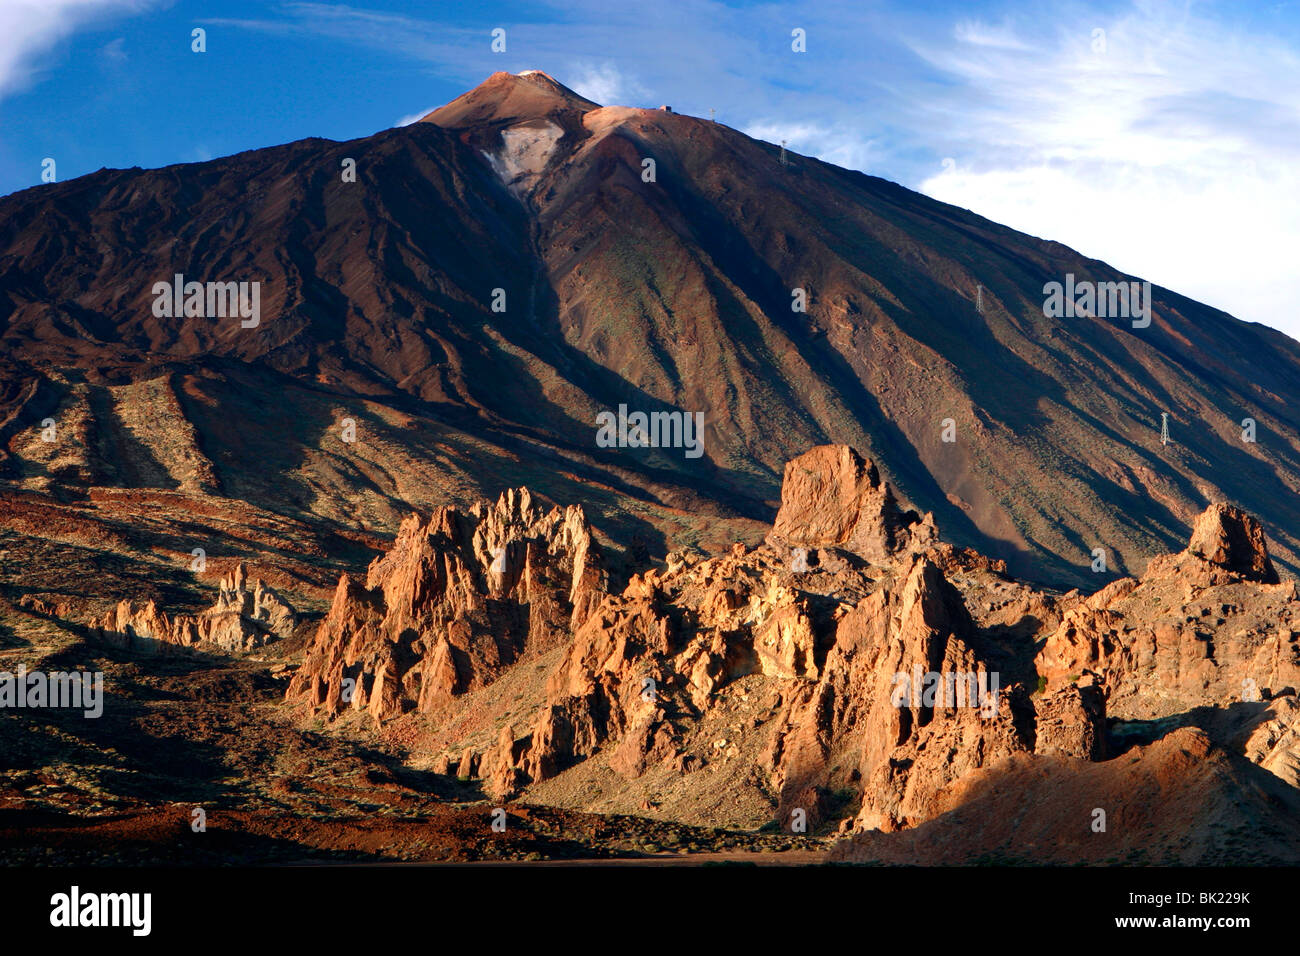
[[92, 563, 297, 653], [776, 556, 1036, 834], [1037, 504, 1300, 718], [1188, 503, 1279, 584], [470, 447, 1098, 836], [831, 726, 1300, 866], [285, 487, 606, 722], [766, 445, 936, 564], [1031, 501, 1300, 792], [288, 450, 1300, 839], [1033, 676, 1107, 760], [1238, 696, 1300, 788]]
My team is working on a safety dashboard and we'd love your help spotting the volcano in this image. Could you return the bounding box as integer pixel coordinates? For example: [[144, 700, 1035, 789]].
[[3, 71, 1300, 867], [3, 67, 1300, 610]]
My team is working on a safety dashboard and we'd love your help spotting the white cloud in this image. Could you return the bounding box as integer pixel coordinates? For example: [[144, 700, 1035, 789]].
[[907, 5, 1300, 335], [202, 2, 470, 64], [563, 62, 647, 107], [100, 36, 126, 64], [952, 18, 1032, 51], [743, 120, 880, 174], [0, 0, 151, 97], [394, 106, 434, 127]]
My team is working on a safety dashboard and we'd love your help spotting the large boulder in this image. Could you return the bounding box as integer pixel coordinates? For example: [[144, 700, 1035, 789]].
[[766, 445, 935, 564], [1188, 503, 1279, 583]]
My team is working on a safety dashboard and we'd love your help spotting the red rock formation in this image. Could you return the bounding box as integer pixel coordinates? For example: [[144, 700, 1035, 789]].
[[475, 445, 1099, 835], [1032, 675, 1107, 760], [1033, 500, 1300, 793], [92, 562, 297, 653], [766, 445, 936, 564], [1187, 502, 1279, 583], [831, 726, 1300, 865], [284, 447, 1298, 843], [1037, 502, 1300, 717], [765, 554, 1038, 833], [285, 487, 606, 722]]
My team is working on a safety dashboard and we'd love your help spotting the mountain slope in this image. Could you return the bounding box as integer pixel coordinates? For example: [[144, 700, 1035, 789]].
[[2, 69, 1299, 600]]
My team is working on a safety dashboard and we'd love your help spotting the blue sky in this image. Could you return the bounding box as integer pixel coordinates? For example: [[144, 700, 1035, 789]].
[[4, 0, 1300, 337]]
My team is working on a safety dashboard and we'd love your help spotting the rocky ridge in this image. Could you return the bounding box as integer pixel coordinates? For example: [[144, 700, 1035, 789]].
[[285, 488, 606, 722], [93, 562, 297, 653], [291, 446, 1139, 833], [78, 440, 1300, 855], [467, 446, 1111, 831], [307, 443, 1298, 843]]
